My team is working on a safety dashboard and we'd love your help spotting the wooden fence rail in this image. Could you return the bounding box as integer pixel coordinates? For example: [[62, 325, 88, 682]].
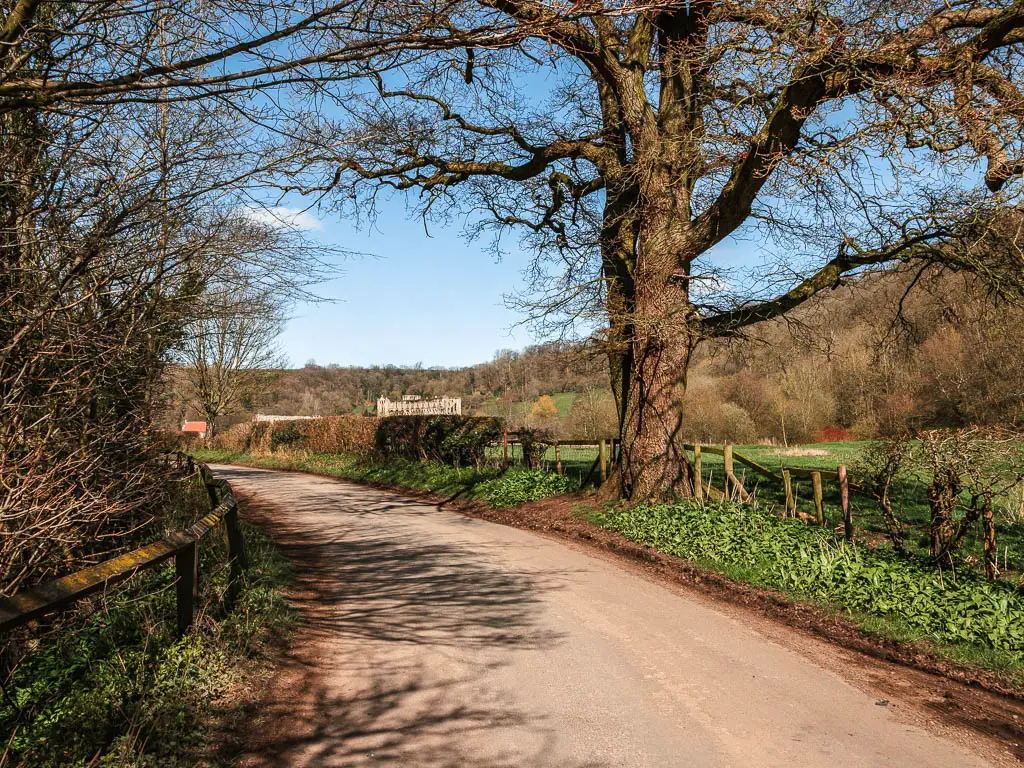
[[0, 455, 244, 637], [493, 435, 859, 542]]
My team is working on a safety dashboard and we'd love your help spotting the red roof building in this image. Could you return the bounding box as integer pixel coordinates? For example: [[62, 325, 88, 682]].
[[182, 421, 208, 436]]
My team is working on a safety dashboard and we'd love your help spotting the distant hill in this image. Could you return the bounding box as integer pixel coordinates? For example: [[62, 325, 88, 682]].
[[162, 341, 610, 431], [165, 267, 1024, 443]]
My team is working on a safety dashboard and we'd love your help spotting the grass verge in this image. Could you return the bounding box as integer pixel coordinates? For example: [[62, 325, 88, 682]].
[[192, 449, 579, 509], [0, 514, 294, 767]]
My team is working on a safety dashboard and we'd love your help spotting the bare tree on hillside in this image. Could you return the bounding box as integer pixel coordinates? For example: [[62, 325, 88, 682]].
[[277, 1, 1024, 500], [179, 289, 287, 438], [566, 388, 618, 440]]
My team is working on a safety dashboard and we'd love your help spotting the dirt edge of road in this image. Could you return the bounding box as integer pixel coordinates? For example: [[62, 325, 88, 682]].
[[218, 463, 1024, 763]]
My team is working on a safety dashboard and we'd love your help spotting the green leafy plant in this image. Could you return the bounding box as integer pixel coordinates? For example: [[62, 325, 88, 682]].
[[475, 469, 580, 508], [592, 501, 1024, 659], [0, 521, 294, 768]]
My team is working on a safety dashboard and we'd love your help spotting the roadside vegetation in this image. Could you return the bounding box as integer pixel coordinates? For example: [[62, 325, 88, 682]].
[[193, 448, 579, 510], [592, 502, 1024, 675], [691, 440, 1024, 573], [0, 514, 293, 768], [1, 8, 334, 765]]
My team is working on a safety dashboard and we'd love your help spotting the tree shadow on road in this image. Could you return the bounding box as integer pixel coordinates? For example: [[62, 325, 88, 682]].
[[216, 475, 603, 767]]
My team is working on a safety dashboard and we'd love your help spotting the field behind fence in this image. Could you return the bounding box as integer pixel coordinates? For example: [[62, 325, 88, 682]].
[[493, 435, 877, 545], [494, 435, 854, 526], [495, 433, 620, 488]]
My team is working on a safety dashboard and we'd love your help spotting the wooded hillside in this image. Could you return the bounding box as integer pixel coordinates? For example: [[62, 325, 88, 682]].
[[166, 268, 1024, 444]]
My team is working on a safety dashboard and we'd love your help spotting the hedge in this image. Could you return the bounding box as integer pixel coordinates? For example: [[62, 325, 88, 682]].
[[374, 416, 503, 467], [213, 416, 376, 455], [212, 415, 504, 468]]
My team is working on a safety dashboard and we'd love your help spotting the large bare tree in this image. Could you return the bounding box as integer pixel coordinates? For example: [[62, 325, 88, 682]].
[[280, 0, 1024, 499]]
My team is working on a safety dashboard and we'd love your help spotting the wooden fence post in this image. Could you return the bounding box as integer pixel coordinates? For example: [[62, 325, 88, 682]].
[[0, 458, 246, 639], [599, 440, 607, 483], [982, 499, 997, 580], [723, 445, 734, 499], [502, 430, 509, 466], [555, 442, 563, 475], [838, 464, 853, 543], [811, 471, 824, 525], [204, 480, 219, 512], [198, 464, 218, 510], [223, 501, 246, 607], [175, 541, 198, 636], [782, 469, 795, 518], [693, 444, 703, 501]]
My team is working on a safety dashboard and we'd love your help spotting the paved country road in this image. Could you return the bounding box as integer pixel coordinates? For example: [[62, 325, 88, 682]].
[[216, 465, 1003, 768]]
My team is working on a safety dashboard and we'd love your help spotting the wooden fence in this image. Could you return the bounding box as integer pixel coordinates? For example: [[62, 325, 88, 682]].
[[494, 433, 860, 538], [499, 431, 620, 485], [683, 443, 856, 542], [0, 455, 244, 637]]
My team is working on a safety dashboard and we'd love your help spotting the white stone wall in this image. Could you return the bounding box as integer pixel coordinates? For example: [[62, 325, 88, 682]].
[[376, 396, 462, 417]]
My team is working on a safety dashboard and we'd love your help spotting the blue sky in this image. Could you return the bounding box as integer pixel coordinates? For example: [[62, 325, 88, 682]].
[[275, 199, 536, 369], [274, 198, 768, 369]]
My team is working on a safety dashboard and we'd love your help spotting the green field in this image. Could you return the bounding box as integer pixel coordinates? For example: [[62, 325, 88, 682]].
[[508, 440, 866, 492], [488, 440, 604, 487], [550, 391, 577, 416]]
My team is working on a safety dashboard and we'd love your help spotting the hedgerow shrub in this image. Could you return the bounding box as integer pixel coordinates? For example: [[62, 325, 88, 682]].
[[301, 416, 377, 454], [212, 417, 376, 455], [270, 422, 303, 451], [375, 416, 503, 467], [245, 421, 273, 453], [515, 427, 552, 469], [211, 421, 250, 451], [594, 501, 1024, 655], [816, 426, 854, 442]]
